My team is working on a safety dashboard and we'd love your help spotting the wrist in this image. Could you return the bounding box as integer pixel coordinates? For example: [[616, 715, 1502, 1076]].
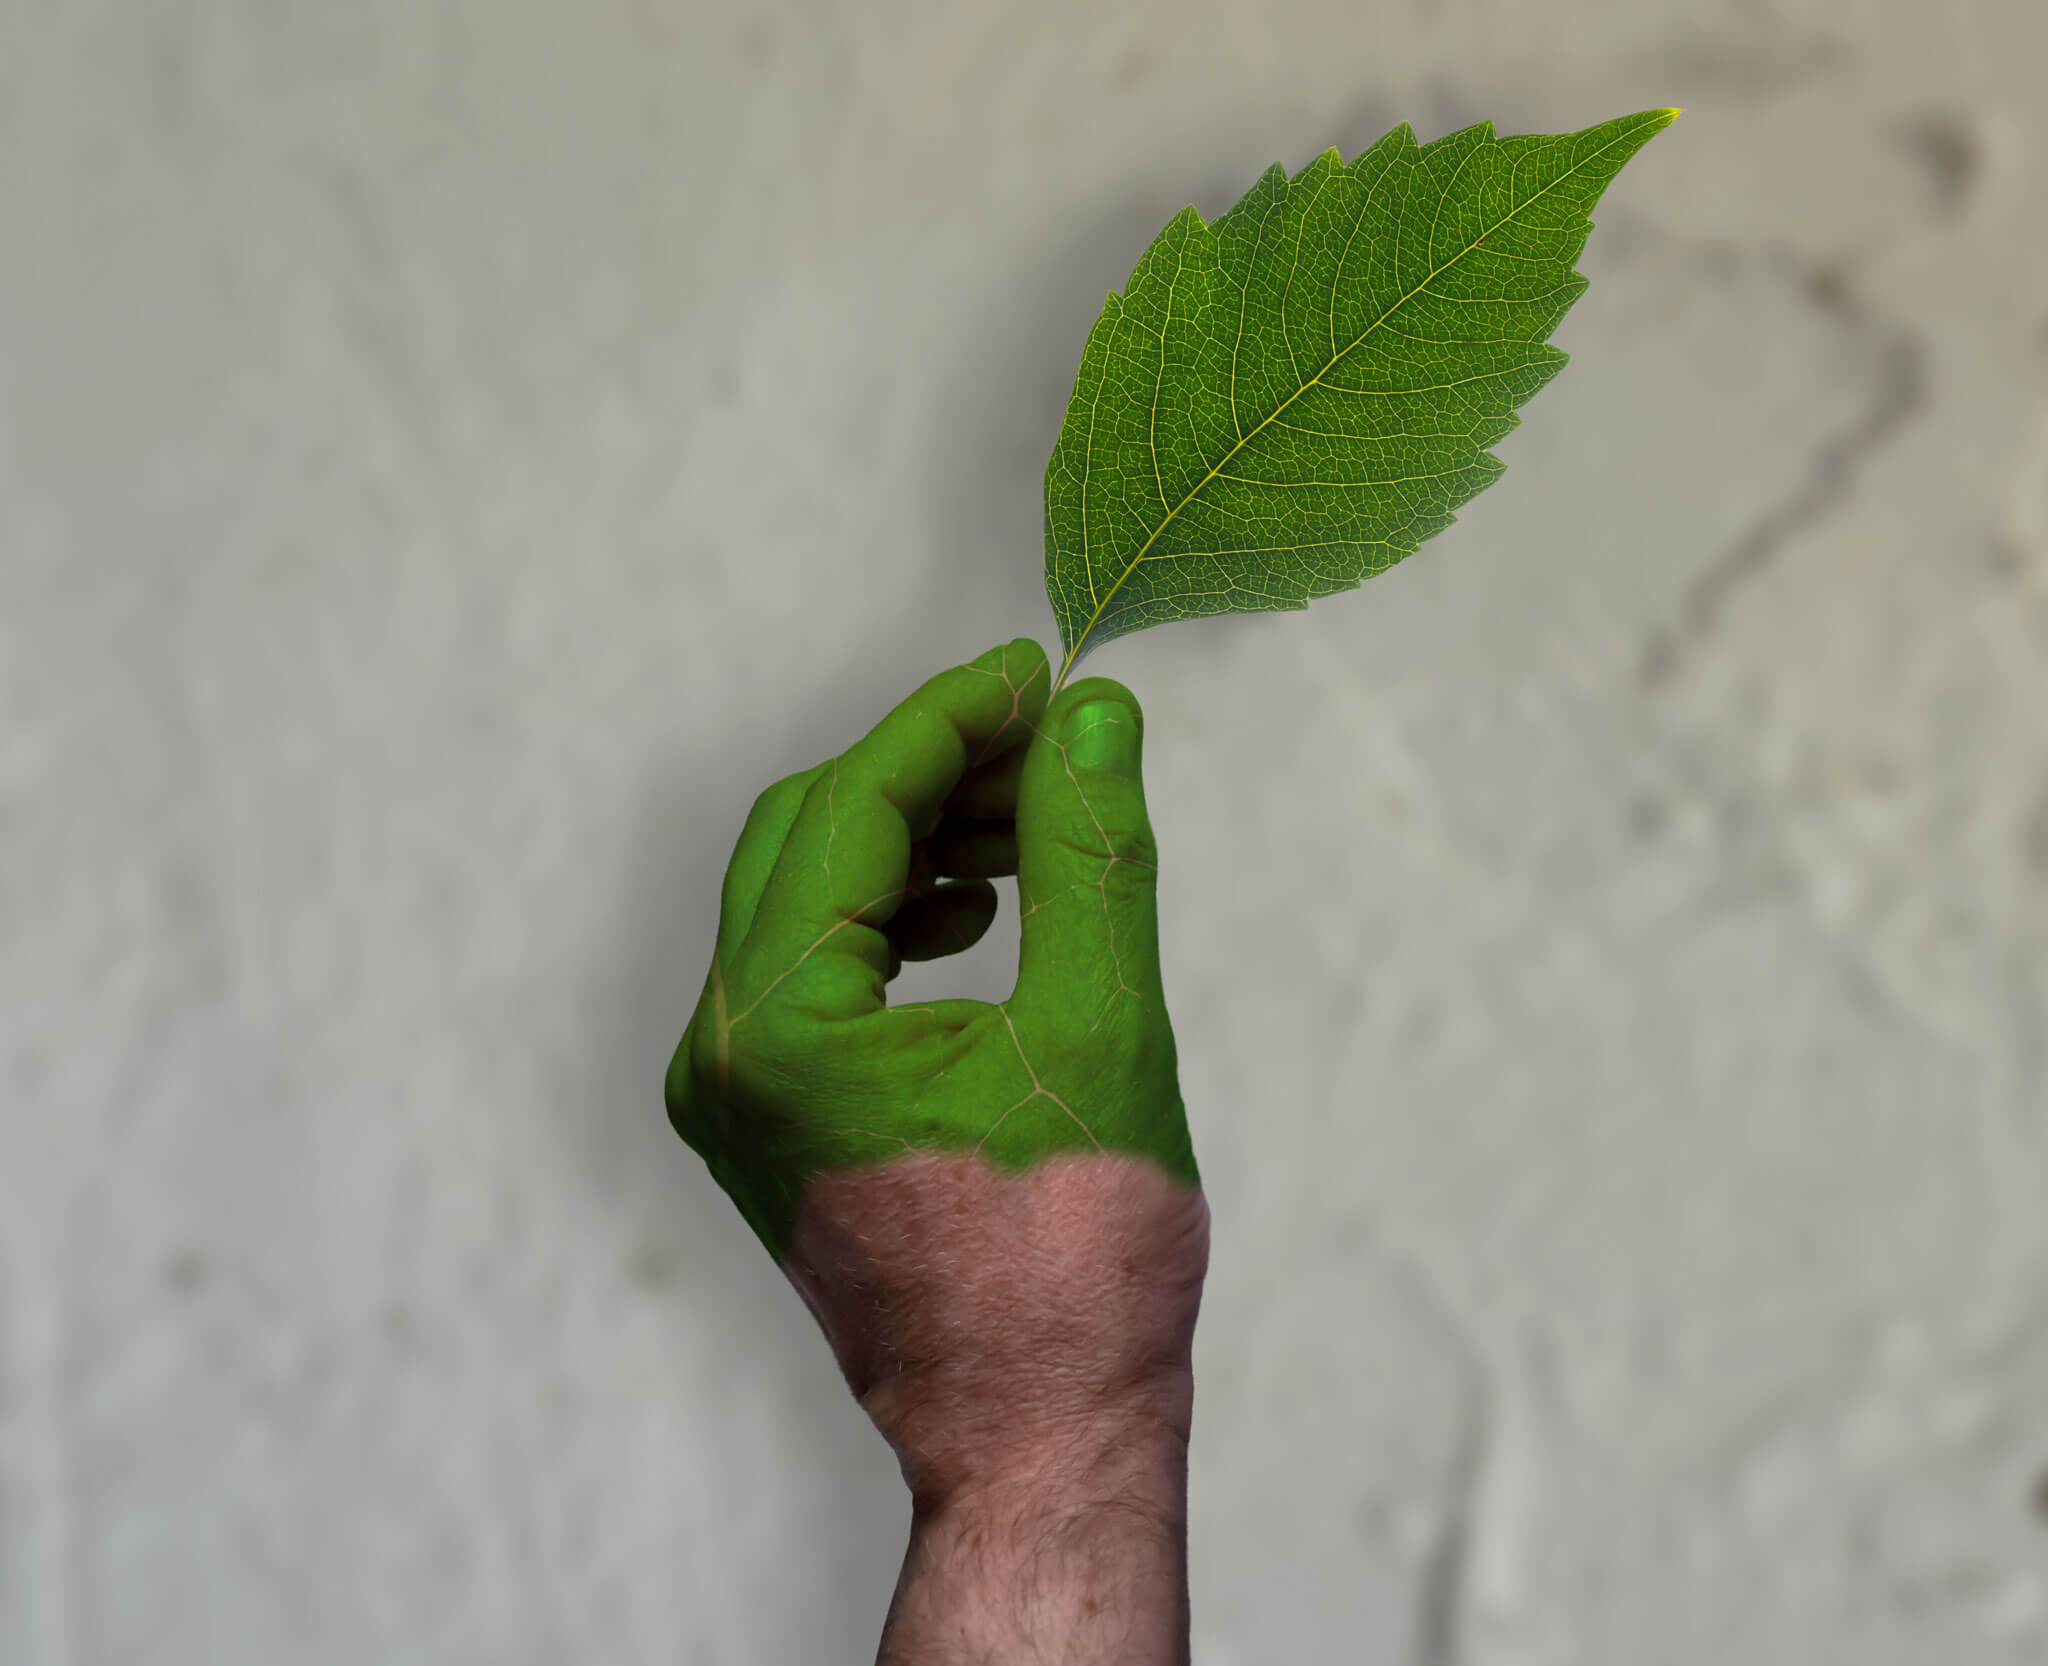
[[922, 1378, 1193, 1511], [880, 1403, 1193, 1665], [872, 1361, 1195, 1516]]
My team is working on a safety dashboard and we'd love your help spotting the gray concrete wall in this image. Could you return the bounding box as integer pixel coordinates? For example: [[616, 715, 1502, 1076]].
[[4, 3, 2046, 1661]]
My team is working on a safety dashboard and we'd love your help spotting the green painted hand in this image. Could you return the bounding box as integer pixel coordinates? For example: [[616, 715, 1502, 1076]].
[[665, 635, 1199, 1273]]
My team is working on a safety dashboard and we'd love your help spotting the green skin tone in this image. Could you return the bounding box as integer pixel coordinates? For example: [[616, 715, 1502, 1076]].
[[664, 635, 1200, 1271]]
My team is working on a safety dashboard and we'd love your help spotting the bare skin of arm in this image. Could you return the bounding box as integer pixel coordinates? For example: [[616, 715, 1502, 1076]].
[[666, 638, 1206, 1662], [787, 1150, 1208, 1664]]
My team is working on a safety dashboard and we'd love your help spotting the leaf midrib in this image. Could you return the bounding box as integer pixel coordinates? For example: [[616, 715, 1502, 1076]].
[[1057, 126, 1637, 684]]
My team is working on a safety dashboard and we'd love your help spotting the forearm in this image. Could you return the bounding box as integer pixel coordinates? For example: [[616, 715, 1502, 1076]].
[[876, 1407, 1193, 1666]]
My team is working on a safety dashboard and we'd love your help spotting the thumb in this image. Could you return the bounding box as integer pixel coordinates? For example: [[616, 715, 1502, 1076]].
[[1012, 680, 1167, 1030]]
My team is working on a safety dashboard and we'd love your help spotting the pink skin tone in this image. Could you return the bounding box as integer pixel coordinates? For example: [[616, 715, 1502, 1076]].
[[783, 1147, 1210, 1509]]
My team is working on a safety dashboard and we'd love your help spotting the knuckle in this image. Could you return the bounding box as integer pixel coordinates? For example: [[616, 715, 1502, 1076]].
[[1050, 785, 1158, 869], [755, 761, 830, 823], [1079, 807, 1159, 871]]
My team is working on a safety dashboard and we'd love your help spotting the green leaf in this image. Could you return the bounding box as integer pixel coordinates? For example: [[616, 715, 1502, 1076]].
[[1041, 107, 1681, 699]]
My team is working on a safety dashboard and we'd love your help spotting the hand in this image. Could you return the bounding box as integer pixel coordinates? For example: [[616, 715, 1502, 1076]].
[[663, 636, 1208, 1495]]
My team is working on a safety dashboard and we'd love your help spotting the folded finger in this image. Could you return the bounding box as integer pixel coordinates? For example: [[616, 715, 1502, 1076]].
[[886, 878, 1000, 973], [923, 818, 1019, 880], [945, 742, 1031, 821], [747, 638, 1048, 1016]]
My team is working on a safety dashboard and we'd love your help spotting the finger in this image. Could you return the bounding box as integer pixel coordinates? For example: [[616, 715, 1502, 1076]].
[[946, 743, 1028, 821], [885, 878, 1000, 975], [745, 637, 1050, 1016], [713, 763, 830, 961], [1011, 677, 1166, 1029], [923, 817, 1019, 880]]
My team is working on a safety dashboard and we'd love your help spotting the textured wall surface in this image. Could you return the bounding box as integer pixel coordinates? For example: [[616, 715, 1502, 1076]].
[[5, 3, 2047, 1661]]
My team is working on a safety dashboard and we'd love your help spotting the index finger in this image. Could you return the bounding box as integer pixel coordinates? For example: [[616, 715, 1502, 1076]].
[[741, 637, 1050, 1015]]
